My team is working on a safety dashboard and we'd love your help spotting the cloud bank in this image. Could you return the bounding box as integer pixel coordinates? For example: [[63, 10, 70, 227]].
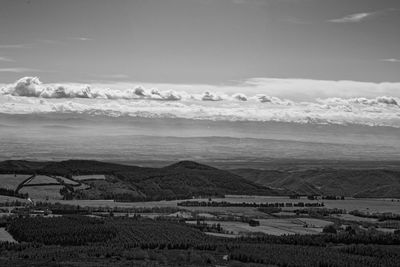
[[1, 77, 399, 128]]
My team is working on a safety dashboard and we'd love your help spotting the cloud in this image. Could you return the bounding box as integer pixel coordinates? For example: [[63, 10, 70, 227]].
[[69, 37, 93, 41], [2, 76, 400, 104], [382, 58, 400, 63], [232, 93, 248, 101], [0, 77, 183, 101], [201, 92, 223, 101], [255, 95, 293, 105], [1, 77, 399, 128], [328, 8, 399, 23], [1, 92, 399, 128], [0, 68, 40, 73], [318, 96, 399, 107], [328, 12, 376, 23], [0, 56, 13, 62]]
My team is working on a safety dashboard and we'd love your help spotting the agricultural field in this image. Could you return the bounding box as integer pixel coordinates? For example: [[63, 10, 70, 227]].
[[0, 174, 32, 190], [332, 213, 379, 223], [25, 175, 79, 186], [187, 218, 333, 236], [20, 185, 64, 200], [0, 228, 16, 243], [72, 174, 106, 181], [0, 195, 28, 203]]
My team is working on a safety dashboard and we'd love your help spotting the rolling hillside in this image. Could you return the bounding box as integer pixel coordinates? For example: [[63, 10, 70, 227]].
[[2, 159, 400, 199], [0, 160, 286, 201], [231, 168, 400, 198]]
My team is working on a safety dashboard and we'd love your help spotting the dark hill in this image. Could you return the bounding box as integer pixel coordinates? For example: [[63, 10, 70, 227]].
[[0, 160, 287, 201], [41, 160, 141, 175], [111, 161, 287, 200], [165, 160, 217, 171], [0, 160, 48, 174], [0, 159, 141, 175]]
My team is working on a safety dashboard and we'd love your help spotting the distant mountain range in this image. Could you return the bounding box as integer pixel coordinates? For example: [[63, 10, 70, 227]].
[[1, 159, 400, 199]]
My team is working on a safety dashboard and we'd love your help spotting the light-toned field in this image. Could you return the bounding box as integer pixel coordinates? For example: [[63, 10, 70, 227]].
[[187, 218, 332, 236], [20, 185, 63, 200], [332, 214, 378, 222], [0, 174, 32, 190], [72, 175, 106, 181], [204, 232, 237, 238], [26, 175, 79, 185], [0, 195, 28, 203], [296, 218, 333, 228], [0, 227, 17, 243]]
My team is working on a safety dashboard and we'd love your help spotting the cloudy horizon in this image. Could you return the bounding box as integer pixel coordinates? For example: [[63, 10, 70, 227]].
[[1, 0, 399, 161]]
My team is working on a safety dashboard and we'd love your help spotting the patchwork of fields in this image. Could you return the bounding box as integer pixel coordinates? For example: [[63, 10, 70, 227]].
[[187, 218, 333, 236]]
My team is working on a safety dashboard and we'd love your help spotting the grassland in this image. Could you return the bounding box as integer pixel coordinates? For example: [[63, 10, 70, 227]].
[[187, 218, 333, 236], [0, 174, 31, 190], [0, 228, 16, 243], [72, 174, 106, 181]]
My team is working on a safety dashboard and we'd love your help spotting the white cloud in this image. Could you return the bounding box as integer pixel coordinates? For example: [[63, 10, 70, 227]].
[[3, 76, 400, 102], [232, 93, 248, 101], [201, 91, 223, 101], [69, 37, 93, 41], [328, 12, 376, 23], [1, 77, 399, 128], [0, 68, 40, 73], [382, 58, 400, 63]]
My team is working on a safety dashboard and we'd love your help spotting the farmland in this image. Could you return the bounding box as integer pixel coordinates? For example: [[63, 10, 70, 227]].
[[44, 196, 400, 215], [0, 174, 31, 190], [187, 218, 333, 235], [1, 160, 400, 266]]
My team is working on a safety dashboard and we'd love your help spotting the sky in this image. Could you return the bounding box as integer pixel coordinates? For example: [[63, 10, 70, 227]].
[[0, 0, 400, 162], [0, 0, 399, 85]]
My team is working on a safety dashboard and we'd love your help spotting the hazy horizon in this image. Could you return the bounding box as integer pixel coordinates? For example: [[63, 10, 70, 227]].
[[1, 0, 399, 163]]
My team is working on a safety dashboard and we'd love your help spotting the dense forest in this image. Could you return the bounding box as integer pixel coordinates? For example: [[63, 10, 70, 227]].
[[1, 215, 400, 266]]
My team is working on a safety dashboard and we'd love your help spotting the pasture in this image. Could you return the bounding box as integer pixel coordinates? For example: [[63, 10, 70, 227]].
[[0, 174, 31, 190], [0, 227, 16, 243], [187, 218, 333, 236], [20, 185, 63, 200], [72, 175, 106, 181], [25, 175, 79, 186]]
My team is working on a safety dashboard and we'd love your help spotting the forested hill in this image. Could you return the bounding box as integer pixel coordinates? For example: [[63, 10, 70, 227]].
[[3, 159, 399, 199], [0, 160, 289, 200], [231, 168, 400, 198]]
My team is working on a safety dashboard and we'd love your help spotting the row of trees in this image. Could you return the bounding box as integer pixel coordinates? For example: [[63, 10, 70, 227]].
[[178, 200, 325, 208]]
